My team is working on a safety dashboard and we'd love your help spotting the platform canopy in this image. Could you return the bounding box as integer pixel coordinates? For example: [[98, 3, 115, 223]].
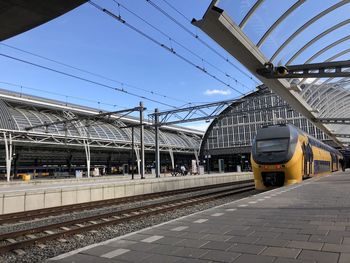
[[0, 0, 86, 41], [0, 89, 202, 153], [194, 0, 350, 148]]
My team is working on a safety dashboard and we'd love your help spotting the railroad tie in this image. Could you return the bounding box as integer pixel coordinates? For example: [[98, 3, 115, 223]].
[[60, 227, 70, 231], [26, 234, 37, 239], [75, 224, 84, 227], [14, 249, 25, 255], [44, 230, 55, 235], [58, 238, 67, 243], [101, 218, 110, 222], [37, 244, 46, 249], [6, 238, 16, 243], [89, 221, 98, 224]]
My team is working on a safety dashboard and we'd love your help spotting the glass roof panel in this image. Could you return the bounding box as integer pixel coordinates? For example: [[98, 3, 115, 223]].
[[205, 0, 350, 145]]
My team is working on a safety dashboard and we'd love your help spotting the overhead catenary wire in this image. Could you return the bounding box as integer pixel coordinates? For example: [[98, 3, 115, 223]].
[[0, 43, 190, 105], [88, 1, 246, 96], [0, 80, 127, 110], [148, 0, 260, 85], [112, 0, 251, 91], [0, 53, 178, 109]]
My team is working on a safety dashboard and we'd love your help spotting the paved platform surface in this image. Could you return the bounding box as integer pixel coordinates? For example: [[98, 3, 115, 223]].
[[0, 172, 246, 193], [49, 170, 350, 263]]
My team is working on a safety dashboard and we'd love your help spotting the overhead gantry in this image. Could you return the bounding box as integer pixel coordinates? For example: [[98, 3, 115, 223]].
[[193, 0, 350, 148]]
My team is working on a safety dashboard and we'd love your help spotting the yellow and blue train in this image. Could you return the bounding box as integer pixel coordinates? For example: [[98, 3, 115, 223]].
[[251, 124, 343, 190]]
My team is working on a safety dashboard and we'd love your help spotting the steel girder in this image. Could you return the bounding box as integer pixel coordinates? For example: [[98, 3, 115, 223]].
[[192, 5, 342, 146]]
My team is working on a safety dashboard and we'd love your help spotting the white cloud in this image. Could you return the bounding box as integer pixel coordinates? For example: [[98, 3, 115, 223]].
[[181, 121, 211, 132], [204, 89, 231, 96]]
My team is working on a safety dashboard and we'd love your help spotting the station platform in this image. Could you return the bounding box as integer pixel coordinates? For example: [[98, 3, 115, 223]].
[[50, 170, 350, 263], [0, 172, 252, 214]]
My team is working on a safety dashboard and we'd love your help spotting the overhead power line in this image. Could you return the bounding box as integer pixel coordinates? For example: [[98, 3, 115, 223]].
[[89, 1, 246, 95], [0, 53, 177, 108], [147, 0, 259, 85], [0, 43, 189, 105], [113, 1, 250, 91], [0, 80, 126, 110]]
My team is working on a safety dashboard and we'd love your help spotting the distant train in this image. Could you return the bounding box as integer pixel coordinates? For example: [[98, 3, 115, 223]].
[[251, 124, 343, 190]]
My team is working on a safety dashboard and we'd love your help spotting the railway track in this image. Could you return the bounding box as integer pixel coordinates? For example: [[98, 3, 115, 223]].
[[0, 180, 252, 225], [0, 181, 254, 253]]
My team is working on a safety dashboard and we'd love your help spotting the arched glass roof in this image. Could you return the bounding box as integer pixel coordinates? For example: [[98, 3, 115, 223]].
[[196, 0, 350, 146], [0, 94, 201, 151]]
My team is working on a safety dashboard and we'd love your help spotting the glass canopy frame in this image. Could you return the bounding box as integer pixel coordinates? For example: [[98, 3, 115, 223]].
[[194, 0, 350, 147]]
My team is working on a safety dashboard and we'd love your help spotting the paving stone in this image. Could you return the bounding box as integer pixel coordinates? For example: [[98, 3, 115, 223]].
[[273, 258, 316, 263], [141, 254, 181, 263], [249, 231, 281, 239], [278, 233, 310, 241], [227, 243, 266, 254], [255, 238, 290, 247], [175, 239, 209, 248], [115, 250, 153, 262], [227, 235, 259, 244], [173, 247, 207, 258], [127, 242, 158, 252], [106, 239, 137, 248], [200, 241, 233, 251], [58, 253, 124, 263], [261, 247, 301, 258], [343, 237, 350, 244], [309, 235, 342, 244], [339, 253, 350, 263], [201, 233, 232, 242], [200, 250, 240, 262], [322, 243, 350, 253], [148, 244, 183, 255], [233, 254, 275, 263], [100, 248, 130, 259], [287, 240, 323, 250], [297, 249, 339, 263], [80, 245, 118, 257]]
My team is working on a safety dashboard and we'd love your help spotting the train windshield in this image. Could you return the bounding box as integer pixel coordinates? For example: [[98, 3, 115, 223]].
[[256, 139, 289, 152]]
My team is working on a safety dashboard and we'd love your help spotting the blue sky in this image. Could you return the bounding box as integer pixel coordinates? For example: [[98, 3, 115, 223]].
[[0, 0, 258, 131]]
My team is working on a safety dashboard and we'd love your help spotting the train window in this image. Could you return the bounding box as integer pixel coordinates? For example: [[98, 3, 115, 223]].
[[256, 139, 289, 152]]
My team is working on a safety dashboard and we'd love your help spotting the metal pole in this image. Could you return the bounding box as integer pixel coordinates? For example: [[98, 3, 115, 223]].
[[155, 108, 160, 178], [131, 126, 134, 180], [140, 102, 145, 179]]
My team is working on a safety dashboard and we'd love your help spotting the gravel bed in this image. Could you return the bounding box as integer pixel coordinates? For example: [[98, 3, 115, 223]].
[[0, 189, 258, 263]]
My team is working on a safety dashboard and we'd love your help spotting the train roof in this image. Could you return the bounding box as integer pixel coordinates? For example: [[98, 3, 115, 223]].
[[259, 123, 342, 156]]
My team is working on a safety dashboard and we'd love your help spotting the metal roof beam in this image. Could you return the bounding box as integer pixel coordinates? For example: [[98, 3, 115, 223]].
[[257, 60, 350, 79], [192, 5, 342, 147], [317, 118, 350, 124]]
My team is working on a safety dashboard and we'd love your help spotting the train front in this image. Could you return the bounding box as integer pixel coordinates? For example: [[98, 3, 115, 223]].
[[251, 124, 299, 190]]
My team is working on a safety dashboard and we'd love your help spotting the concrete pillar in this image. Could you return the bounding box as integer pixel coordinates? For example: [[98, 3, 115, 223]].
[[139, 102, 145, 179], [3, 132, 12, 182], [154, 108, 160, 178], [169, 149, 174, 170], [84, 139, 90, 178]]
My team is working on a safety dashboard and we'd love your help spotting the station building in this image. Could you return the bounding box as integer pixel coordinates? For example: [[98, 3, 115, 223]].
[[0, 89, 202, 178], [200, 85, 339, 172]]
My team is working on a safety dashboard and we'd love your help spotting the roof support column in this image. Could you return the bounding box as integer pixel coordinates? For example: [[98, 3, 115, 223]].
[[83, 139, 90, 178], [139, 102, 145, 179], [3, 132, 12, 182], [154, 108, 160, 178], [169, 149, 174, 170]]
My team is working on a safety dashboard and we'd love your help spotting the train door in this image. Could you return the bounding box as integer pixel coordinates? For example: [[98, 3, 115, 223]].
[[302, 143, 308, 178], [307, 143, 313, 175]]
